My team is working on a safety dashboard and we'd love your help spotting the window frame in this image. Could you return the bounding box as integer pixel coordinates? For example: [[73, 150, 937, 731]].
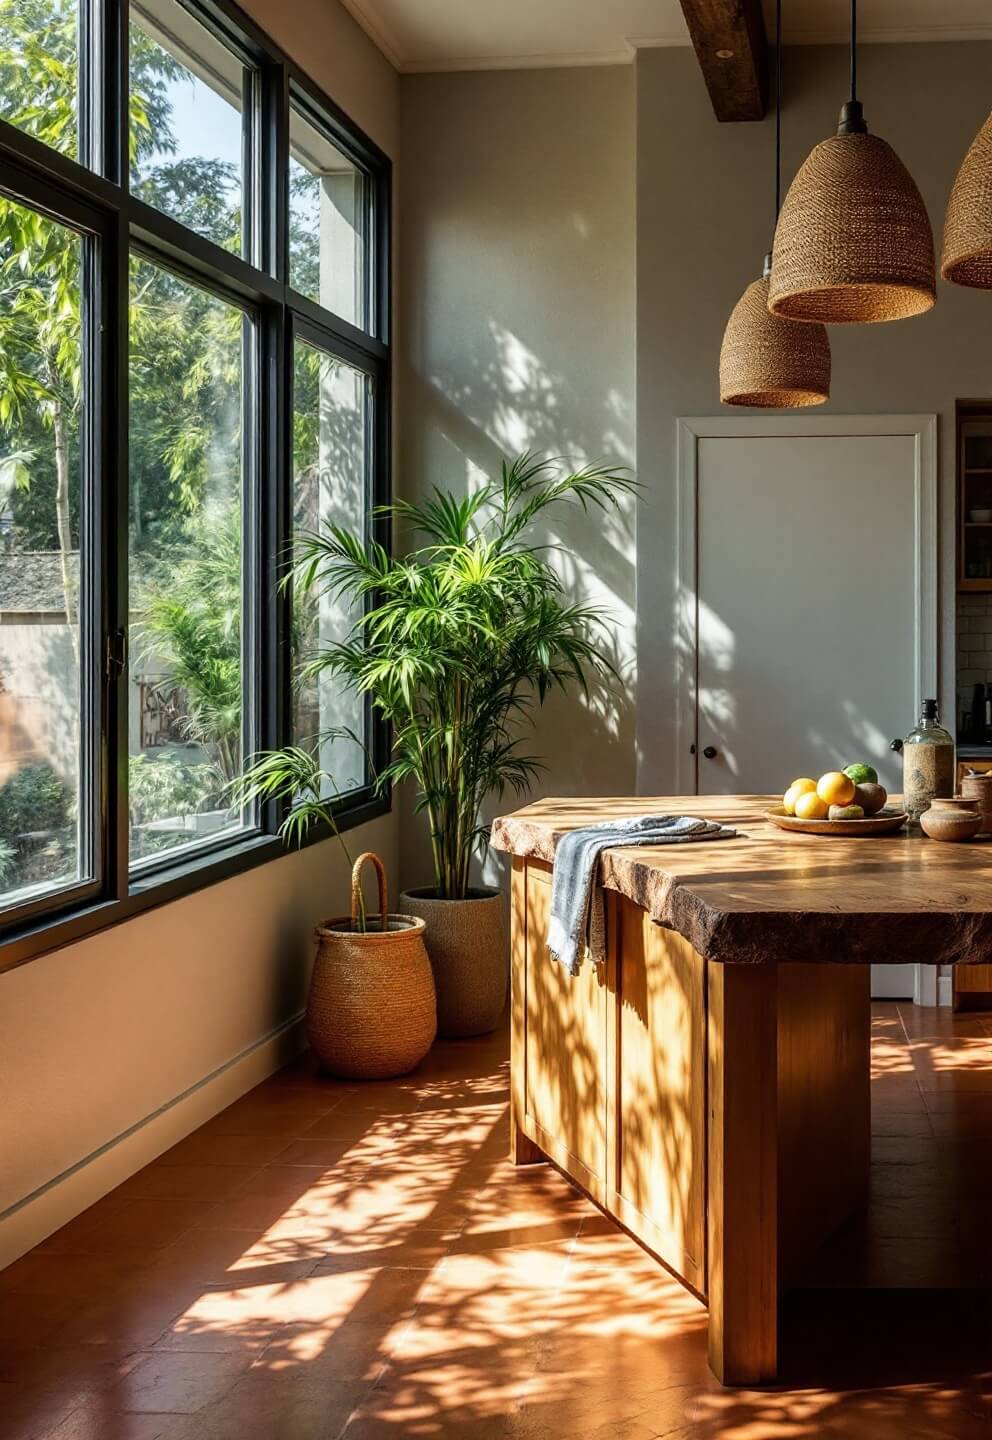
[[0, 0, 392, 973]]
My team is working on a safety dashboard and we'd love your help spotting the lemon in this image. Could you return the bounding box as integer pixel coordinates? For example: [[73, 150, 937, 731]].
[[795, 791, 829, 821], [817, 771, 856, 807], [790, 778, 817, 796], [782, 784, 803, 815]]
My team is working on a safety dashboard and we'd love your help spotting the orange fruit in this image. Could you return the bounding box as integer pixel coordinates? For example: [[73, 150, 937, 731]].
[[795, 791, 829, 821], [817, 771, 856, 807]]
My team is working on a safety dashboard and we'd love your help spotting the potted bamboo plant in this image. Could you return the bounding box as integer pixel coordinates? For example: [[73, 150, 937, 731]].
[[244, 453, 634, 1037]]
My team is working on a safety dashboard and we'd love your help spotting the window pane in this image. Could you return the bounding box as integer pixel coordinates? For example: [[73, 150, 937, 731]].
[[290, 105, 367, 327], [129, 0, 245, 255], [0, 0, 81, 162], [129, 255, 249, 866], [292, 339, 368, 795], [0, 197, 90, 907]]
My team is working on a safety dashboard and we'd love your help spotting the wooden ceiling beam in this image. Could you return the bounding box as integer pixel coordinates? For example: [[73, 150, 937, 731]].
[[679, 0, 769, 122]]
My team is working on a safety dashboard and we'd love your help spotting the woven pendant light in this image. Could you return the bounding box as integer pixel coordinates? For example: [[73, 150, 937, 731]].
[[768, 0, 935, 325], [719, 0, 830, 408], [943, 111, 992, 287], [721, 267, 830, 407]]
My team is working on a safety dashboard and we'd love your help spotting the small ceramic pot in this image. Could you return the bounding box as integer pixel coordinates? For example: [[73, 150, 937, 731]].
[[920, 798, 983, 842]]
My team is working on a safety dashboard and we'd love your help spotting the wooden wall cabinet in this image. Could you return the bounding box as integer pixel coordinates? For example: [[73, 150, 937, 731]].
[[957, 404, 992, 590]]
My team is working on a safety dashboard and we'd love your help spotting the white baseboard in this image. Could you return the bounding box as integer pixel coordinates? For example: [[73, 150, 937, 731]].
[[0, 1011, 307, 1270]]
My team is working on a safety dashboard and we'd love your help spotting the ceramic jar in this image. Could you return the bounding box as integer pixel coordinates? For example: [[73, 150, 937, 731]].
[[960, 772, 992, 835], [919, 797, 983, 843]]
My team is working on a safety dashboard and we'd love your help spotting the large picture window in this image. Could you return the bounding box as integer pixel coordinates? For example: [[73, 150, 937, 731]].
[[291, 333, 370, 795], [128, 256, 253, 867], [0, 0, 390, 965], [0, 196, 96, 913]]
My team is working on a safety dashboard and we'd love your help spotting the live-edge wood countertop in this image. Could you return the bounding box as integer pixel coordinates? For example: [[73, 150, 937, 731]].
[[491, 795, 992, 968]]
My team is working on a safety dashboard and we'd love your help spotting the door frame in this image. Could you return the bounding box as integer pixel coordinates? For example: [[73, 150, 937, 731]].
[[674, 413, 939, 793], [675, 414, 939, 1006]]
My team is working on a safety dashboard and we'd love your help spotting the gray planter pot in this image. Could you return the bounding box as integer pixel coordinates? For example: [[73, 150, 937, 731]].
[[399, 887, 507, 1038]]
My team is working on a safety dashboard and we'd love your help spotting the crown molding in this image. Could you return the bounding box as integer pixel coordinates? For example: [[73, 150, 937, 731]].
[[337, 0, 992, 76], [337, 0, 405, 70], [401, 48, 637, 73]]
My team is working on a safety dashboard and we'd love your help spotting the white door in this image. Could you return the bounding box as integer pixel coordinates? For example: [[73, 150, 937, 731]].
[[678, 416, 937, 1000]]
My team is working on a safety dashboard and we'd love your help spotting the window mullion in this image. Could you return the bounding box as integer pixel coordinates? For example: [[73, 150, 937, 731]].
[[110, 207, 130, 900], [103, 0, 128, 185]]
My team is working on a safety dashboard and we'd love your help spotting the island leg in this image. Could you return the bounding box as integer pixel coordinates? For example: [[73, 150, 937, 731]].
[[707, 960, 778, 1385], [510, 856, 545, 1167]]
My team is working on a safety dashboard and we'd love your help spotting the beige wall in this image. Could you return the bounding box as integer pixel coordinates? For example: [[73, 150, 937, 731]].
[[397, 66, 637, 890], [0, 0, 399, 1267], [240, 0, 398, 155], [637, 41, 991, 791]]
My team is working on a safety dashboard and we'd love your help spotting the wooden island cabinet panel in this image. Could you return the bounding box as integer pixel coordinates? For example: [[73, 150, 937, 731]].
[[518, 859, 609, 1194], [612, 895, 706, 1296], [508, 839, 874, 1385]]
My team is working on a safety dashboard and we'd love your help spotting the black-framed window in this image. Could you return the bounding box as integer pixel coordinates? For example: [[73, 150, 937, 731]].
[[0, 0, 391, 970]]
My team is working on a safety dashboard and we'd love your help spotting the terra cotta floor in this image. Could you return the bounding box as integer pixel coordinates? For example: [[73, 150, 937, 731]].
[[3, 1001, 992, 1439]]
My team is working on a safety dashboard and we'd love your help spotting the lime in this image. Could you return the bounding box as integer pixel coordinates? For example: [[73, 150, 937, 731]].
[[844, 763, 878, 786]]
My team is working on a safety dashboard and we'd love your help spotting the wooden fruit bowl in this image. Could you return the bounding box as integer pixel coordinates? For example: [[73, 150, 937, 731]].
[[765, 805, 909, 837]]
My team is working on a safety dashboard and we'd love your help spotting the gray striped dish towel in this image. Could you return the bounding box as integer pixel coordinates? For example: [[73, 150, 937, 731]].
[[547, 815, 737, 976]]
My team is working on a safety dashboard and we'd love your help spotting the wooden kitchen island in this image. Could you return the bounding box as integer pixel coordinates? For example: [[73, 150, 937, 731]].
[[491, 796, 992, 1386]]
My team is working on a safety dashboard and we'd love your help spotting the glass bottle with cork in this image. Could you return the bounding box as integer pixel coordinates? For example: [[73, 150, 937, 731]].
[[901, 698, 955, 825]]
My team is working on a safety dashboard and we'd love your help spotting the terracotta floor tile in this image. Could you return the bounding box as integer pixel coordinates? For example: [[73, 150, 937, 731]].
[[250, 1317, 409, 1382], [53, 1271, 207, 1347], [0, 1251, 138, 1297], [153, 1132, 291, 1170], [870, 1109, 934, 1138], [264, 1137, 356, 1168], [155, 1372, 367, 1440], [43, 1198, 222, 1257], [114, 1164, 261, 1203], [199, 1098, 339, 1139], [36, 1404, 176, 1440], [100, 1349, 252, 1414], [8, 1006, 992, 1440]]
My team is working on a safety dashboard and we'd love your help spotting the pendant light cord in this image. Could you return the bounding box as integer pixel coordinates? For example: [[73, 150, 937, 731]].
[[838, 0, 867, 133], [775, 0, 782, 221]]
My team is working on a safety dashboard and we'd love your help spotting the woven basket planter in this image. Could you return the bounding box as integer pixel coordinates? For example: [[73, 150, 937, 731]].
[[720, 276, 830, 408], [943, 110, 992, 288], [769, 131, 935, 324], [308, 853, 437, 1080], [399, 887, 507, 1039]]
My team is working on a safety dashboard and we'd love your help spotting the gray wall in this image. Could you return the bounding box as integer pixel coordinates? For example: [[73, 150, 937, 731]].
[[399, 42, 992, 825], [398, 67, 637, 889], [637, 41, 991, 790]]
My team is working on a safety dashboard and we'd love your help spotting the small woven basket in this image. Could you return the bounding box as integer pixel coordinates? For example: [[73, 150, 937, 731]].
[[942, 110, 992, 288], [307, 852, 437, 1080], [769, 131, 936, 324]]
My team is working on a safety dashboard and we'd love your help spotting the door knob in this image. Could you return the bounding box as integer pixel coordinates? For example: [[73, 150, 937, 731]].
[[890, 738, 903, 753], [702, 746, 718, 760]]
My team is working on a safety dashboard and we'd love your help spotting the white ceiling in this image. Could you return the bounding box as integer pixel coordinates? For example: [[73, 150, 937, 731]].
[[337, 0, 992, 73]]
